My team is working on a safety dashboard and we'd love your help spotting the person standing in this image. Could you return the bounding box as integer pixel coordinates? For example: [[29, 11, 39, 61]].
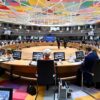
[[56, 38, 60, 49], [63, 39, 67, 48]]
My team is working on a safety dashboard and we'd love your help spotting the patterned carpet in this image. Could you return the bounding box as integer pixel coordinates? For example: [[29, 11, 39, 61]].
[[0, 74, 45, 100], [0, 74, 100, 100]]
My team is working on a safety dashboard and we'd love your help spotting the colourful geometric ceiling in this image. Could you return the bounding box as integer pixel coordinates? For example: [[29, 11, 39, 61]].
[[0, 0, 100, 26]]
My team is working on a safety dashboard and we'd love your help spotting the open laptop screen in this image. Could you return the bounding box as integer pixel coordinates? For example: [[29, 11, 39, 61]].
[[32, 52, 43, 61], [0, 49, 5, 56], [12, 50, 22, 60], [54, 52, 65, 61], [0, 87, 13, 100], [75, 51, 84, 60]]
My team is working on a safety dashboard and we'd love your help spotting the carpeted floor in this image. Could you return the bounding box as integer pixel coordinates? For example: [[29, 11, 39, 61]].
[[0, 74, 100, 100], [0, 74, 45, 100]]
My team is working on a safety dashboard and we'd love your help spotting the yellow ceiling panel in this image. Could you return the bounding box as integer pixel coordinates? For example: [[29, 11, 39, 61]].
[[28, 0, 46, 7], [11, 6, 33, 12]]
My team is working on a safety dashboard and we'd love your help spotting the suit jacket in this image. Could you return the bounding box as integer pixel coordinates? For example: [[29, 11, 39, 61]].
[[82, 51, 99, 72]]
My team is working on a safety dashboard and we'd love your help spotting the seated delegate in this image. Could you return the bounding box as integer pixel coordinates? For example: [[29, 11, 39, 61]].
[[43, 49, 51, 60], [0, 49, 13, 76], [0, 49, 13, 61], [76, 47, 99, 86], [30, 49, 52, 65]]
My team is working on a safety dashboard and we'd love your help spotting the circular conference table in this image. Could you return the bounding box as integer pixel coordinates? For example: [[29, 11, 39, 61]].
[[0, 42, 84, 80], [0, 59, 82, 80], [1, 41, 91, 81], [0, 41, 99, 81]]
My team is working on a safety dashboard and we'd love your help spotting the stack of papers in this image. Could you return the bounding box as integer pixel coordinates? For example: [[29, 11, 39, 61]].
[[30, 61, 37, 66]]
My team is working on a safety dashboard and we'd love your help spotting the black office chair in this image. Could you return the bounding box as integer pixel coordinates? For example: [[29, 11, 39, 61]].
[[93, 59, 100, 88], [36, 60, 56, 89], [81, 59, 100, 87], [81, 70, 93, 87], [35, 60, 56, 100]]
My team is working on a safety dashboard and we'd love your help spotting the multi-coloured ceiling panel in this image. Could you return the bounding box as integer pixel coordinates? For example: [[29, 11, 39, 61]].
[[0, 0, 100, 26]]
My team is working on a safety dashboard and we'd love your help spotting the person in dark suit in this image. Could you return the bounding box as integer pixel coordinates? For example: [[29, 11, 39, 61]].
[[56, 38, 60, 49], [76, 47, 99, 86], [63, 39, 66, 48], [82, 48, 99, 72]]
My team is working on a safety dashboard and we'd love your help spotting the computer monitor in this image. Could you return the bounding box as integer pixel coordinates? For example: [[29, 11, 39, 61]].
[[0, 49, 5, 56], [0, 87, 13, 100], [54, 52, 65, 61], [75, 51, 84, 60], [12, 50, 22, 60], [32, 52, 43, 61]]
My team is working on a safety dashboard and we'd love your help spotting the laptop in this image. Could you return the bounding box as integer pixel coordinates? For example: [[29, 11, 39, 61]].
[[32, 52, 43, 61], [12, 50, 22, 60], [54, 52, 65, 61], [75, 51, 84, 62], [0, 87, 13, 100]]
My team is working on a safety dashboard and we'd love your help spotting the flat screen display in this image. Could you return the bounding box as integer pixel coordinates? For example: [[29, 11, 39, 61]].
[[75, 51, 84, 60], [12, 51, 22, 60], [0, 87, 13, 100], [43, 34, 56, 42], [32, 52, 43, 61], [54, 52, 65, 61]]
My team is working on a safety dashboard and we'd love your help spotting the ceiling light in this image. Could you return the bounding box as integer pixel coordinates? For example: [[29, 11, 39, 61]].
[[78, 26, 81, 30], [90, 25, 93, 28], [19, 25, 22, 29], [66, 27, 69, 31]]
